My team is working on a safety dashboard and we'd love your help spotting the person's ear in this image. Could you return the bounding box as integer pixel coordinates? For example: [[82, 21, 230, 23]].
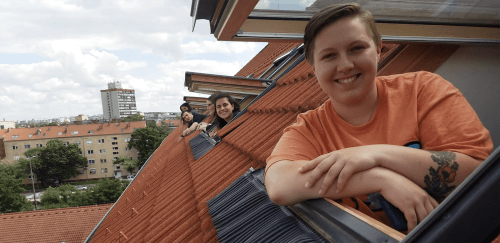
[[376, 41, 382, 63]]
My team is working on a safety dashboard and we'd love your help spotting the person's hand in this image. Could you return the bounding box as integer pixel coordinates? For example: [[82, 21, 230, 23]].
[[182, 129, 190, 136], [298, 146, 379, 195], [197, 123, 207, 131], [379, 170, 439, 231]]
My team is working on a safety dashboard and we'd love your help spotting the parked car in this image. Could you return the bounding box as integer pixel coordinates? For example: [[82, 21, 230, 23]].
[[75, 185, 88, 190], [126, 175, 135, 181]]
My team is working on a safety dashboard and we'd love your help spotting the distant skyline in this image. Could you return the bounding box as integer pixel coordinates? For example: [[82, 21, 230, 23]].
[[0, 0, 267, 121]]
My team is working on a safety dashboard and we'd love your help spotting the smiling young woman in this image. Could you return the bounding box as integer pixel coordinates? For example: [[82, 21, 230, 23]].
[[264, 3, 493, 233], [213, 92, 240, 130]]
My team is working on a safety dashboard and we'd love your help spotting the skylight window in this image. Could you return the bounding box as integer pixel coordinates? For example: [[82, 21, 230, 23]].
[[88, 130, 94, 134], [12, 135, 18, 139], [72, 131, 78, 135], [29, 134, 32, 138], [58, 132, 62, 135]]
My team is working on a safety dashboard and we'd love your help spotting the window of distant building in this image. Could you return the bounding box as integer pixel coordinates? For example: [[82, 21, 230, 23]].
[[124, 137, 131, 142], [99, 149, 106, 154], [112, 142, 118, 145], [101, 168, 108, 173], [88, 150, 94, 154], [36, 144, 43, 148], [120, 128, 124, 132], [100, 159, 107, 163], [63, 142, 69, 146], [113, 157, 118, 161], [112, 137, 117, 140], [86, 140, 92, 145], [113, 147, 118, 150], [12, 135, 18, 139], [88, 159, 95, 164], [74, 141, 81, 145], [12, 145, 18, 150], [89, 168, 96, 174], [115, 165, 120, 170], [24, 144, 31, 149], [125, 147, 131, 151], [13, 155, 20, 160], [78, 170, 84, 175], [88, 130, 94, 134], [98, 139, 104, 144], [71, 131, 78, 135], [113, 152, 119, 155]]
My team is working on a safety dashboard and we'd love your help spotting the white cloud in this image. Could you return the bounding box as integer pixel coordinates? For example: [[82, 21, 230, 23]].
[[255, 0, 270, 9], [0, 0, 267, 121], [300, 0, 315, 7]]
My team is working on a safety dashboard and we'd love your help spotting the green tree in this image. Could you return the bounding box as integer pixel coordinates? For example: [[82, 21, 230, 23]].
[[120, 114, 144, 122], [127, 121, 170, 167], [19, 140, 87, 188], [113, 156, 138, 175], [0, 161, 34, 213], [91, 178, 129, 204], [47, 122, 58, 126]]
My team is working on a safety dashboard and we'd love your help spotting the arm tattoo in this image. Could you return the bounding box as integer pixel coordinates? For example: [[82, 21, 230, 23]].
[[424, 151, 459, 201]]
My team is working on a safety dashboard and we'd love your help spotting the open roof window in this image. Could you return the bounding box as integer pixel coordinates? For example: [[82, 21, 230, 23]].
[[191, 0, 500, 44]]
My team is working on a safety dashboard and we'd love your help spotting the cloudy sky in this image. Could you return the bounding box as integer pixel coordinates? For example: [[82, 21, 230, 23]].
[[0, 0, 270, 121]]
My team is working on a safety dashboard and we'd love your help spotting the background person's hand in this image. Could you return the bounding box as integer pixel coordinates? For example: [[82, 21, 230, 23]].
[[298, 146, 379, 195]]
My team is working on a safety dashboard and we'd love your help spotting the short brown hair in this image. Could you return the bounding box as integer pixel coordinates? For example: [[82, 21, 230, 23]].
[[304, 4, 381, 64]]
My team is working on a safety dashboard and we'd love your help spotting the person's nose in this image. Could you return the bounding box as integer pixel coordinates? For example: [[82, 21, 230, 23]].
[[336, 54, 354, 73]]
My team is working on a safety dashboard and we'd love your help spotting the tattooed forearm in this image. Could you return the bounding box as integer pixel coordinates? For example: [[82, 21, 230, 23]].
[[424, 151, 459, 201]]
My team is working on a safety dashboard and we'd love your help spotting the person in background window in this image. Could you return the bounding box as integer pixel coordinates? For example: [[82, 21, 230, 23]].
[[181, 110, 207, 137], [180, 102, 200, 115], [197, 93, 218, 132], [210, 93, 240, 137], [264, 3, 492, 233]]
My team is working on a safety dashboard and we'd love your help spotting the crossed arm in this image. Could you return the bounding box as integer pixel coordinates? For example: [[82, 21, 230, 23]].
[[265, 144, 482, 231]]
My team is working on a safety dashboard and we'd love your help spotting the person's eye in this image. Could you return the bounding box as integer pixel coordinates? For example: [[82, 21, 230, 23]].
[[321, 53, 335, 60], [351, 45, 365, 52]]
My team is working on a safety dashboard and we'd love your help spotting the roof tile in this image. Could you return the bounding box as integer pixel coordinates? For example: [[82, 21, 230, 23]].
[[0, 204, 111, 243]]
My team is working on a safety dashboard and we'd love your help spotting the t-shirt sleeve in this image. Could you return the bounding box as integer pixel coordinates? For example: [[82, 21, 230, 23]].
[[416, 71, 493, 160], [266, 113, 323, 174]]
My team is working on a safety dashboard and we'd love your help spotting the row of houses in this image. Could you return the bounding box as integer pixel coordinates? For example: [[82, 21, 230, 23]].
[[0, 119, 182, 183]]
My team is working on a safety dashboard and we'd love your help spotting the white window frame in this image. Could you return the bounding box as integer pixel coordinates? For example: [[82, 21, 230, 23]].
[[12, 145, 18, 150], [98, 139, 104, 144], [112, 142, 118, 145], [87, 150, 94, 155], [100, 159, 107, 163], [74, 141, 81, 145], [88, 159, 95, 164], [112, 137, 117, 140], [86, 140, 92, 145], [124, 137, 131, 142], [89, 168, 96, 174], [13, 155, 20, 160], [71, 131, 78, 135], [24, 144, 31, 149], [101, 168, 108, 173], [113, 147, 118, 150], [36, 144, 43, 148], [113, 152, 119, 155]]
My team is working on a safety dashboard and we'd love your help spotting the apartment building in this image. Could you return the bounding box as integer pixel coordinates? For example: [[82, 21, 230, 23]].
[[1, 121, 146, 182], [101, 81, 137, 121]]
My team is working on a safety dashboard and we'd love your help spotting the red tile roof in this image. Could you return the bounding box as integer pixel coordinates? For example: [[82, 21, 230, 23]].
[[88, 43, 404, 242], [235, 42, 301, 78], [0, 204, 112, 243], [1, 122, 146, 142]]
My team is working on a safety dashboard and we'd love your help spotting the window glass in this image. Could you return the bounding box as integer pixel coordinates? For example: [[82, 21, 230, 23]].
[[88, 150, 94, 154], [24, 144, 31, 149], [12, 145, 18, 150], [88, 159, 95, 164], [86, 140, 92, 145]]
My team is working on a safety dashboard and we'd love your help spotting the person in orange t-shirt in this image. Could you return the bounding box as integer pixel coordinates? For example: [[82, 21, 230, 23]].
[[264, 4, 493, 232]]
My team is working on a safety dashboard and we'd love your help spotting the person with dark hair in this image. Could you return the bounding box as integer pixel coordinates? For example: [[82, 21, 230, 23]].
[[196, 93, 218, 132], [181, 110, 207, 136], [265, 3, 492, 232], [180, 102, 200, 115], [213, 92, 240, 131]]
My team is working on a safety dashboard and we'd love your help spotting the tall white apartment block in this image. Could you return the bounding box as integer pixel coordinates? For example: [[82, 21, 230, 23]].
[[101, 81, 137, 121]]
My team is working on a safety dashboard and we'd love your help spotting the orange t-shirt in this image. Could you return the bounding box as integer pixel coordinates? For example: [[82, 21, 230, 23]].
[[267, 71, 493, 172]]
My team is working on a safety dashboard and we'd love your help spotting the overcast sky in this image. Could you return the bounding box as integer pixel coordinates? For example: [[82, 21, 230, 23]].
[[0, 0, 269, 121]]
